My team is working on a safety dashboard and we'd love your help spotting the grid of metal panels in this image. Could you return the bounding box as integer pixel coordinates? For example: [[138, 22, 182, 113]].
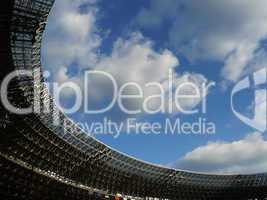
[[0, 0, 267, 199]]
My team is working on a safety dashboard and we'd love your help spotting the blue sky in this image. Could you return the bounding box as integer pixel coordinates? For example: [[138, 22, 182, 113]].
[[42, 0, 267, 174]]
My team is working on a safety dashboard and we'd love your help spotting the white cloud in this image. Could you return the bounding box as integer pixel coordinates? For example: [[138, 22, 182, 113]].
[[175, 132, 267, 174], [42, 0, 101, 73], [93, 33, 209, 114], [96, 32, 178, 85], [137, 0, 267, 82], [43, 1, 211, 116], [42, 0, 102, 102], [54, 66, 84, 98], [56, 67, 69, 84]]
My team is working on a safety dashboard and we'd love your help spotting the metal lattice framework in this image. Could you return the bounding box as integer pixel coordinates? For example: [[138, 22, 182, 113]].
[[0, 0, 267, 199]]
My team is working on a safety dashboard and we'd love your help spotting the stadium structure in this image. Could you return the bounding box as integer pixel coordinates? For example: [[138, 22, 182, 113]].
[[0, 0, 267, 199]]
